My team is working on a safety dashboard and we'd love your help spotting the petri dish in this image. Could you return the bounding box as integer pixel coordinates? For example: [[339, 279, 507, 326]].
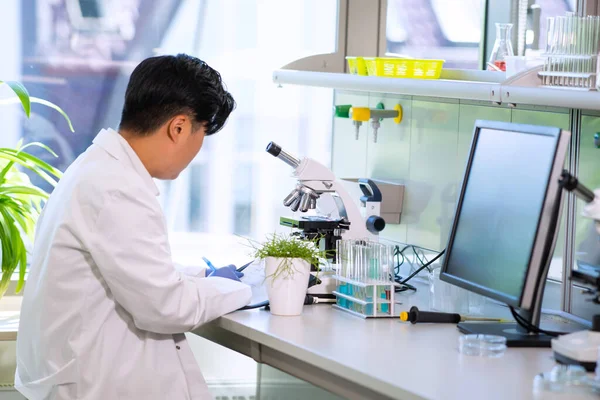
[[458, 334, 507, 357]]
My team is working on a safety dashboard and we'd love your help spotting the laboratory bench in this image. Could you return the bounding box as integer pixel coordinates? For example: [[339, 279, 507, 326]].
[[0, 288, 580, 399], [194, 291, 562, 400]]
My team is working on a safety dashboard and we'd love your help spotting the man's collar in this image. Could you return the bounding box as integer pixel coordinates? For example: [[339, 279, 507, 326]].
[[92, 129, 160, 196]]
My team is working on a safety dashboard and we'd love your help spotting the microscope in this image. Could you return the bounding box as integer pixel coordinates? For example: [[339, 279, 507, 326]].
[[552, 172, 600, 371], [266, 142, 386, 298]]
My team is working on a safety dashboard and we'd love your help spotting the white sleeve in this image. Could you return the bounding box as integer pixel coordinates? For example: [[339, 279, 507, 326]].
[[174, 262, 208, 278], [89, 190, 251, 334]]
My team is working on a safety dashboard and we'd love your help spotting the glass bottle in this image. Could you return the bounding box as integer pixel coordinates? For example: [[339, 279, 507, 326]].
[[488, 23, 514, 72]]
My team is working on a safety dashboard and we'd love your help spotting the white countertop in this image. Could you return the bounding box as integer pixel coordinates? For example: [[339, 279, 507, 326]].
[[0, 233, 579, 400], [205, 300, 561, 400], [0, 282, 578, 399]]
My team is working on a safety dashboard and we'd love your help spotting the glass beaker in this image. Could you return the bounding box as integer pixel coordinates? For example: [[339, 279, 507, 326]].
[[488, 23, 514, 72]]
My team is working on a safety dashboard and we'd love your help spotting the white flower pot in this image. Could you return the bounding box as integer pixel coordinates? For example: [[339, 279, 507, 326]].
[[264, 257, 311, 316]]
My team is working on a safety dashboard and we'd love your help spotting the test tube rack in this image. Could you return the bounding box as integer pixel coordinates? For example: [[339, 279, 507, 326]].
[[539, 15, 600, 90], [333, 239, 401, 318], [332, 275, 402, 318]]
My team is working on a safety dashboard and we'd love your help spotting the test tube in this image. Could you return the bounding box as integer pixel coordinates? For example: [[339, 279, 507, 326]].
[[582, 16, 589, 88], [359, 242, 367, 283], [594, 16, 600, 89], [348, 240, 354, 280], [544, 17, 554, 86]]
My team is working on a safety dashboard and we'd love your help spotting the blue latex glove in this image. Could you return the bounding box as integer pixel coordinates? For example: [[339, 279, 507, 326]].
[[203, 257, 244, 281], [207, 265, 244, 282]]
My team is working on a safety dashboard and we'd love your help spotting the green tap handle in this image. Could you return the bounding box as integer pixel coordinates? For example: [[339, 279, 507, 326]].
[[334, 105, 352, 118]]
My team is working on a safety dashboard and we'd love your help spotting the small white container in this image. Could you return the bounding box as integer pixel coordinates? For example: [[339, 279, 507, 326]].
[[265, 257, 311, 316]]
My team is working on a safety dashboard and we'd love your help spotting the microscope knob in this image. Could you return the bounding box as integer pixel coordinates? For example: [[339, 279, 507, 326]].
[[366, 216, 385, 234]]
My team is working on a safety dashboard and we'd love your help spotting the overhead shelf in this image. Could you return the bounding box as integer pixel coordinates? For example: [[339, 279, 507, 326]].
[[273, 69, 600, 112], [273, 69, 500, 103], [499, 86, 600, 111]]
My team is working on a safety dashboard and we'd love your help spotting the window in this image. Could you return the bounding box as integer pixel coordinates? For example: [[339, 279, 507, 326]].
[[386, 0, 483, 69], [5, 0, 338, 266], [385, 0, 579, 70]]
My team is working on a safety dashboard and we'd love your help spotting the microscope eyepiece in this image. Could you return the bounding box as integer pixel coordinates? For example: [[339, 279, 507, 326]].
[[266, 142, 282, 157], [265, 141, 301, 168]]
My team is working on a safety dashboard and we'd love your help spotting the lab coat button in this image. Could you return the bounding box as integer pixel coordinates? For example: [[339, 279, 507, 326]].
[[176, 345, 181, 350]]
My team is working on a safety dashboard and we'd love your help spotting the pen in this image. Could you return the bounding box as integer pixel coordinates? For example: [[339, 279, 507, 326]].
[[203, 257, 254, 273], [202, 257, 216, 272]]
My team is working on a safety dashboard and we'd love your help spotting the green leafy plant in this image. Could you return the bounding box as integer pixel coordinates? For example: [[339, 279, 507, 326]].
[[248, 233, 334, 282], [0, 80, 73, 298]]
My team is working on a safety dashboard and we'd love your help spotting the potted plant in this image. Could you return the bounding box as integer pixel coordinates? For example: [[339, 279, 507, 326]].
[[0, 80, 73, 298], [250, 233, 331, 316]]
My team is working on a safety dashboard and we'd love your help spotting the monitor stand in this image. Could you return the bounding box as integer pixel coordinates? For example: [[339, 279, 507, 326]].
[[457, 322, 554, 347]]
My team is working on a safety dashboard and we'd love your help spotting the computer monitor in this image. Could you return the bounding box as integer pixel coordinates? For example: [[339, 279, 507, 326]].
[[440, 120, 570, 347]]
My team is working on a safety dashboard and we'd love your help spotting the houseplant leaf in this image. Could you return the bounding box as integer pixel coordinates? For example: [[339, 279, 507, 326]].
[[0, 91, 73, 132], [4, 206, 30, 238], [0, 147, 62, 177], [0, 185, 49, 198], [0, 151, 58, 186], [0, 161, 14, 183], [0, 79, 69, 299], [0, 80, 30, 117], [18, 141, 59, 157], [16, 241, 27, 293], [0, 207, 15, 263], [30, 97, 74, 132], [0, 204, 27, 296]]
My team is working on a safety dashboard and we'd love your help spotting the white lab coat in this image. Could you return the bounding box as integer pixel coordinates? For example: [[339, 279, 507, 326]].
[[15, 128, 252, 399]]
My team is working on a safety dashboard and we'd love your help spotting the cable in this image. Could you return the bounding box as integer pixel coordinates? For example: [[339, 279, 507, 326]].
[[398, 245, 433, 274], [399, 249, 445, 286], [393, 245, 406, 278], [412, 246, 430, 271], [394, 279, 416, 293], [508, 306, 562, 337], [392, 248, 446, 293]]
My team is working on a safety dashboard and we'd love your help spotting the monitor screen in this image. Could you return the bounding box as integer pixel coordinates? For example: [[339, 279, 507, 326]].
[[441, 122, 564, 307]]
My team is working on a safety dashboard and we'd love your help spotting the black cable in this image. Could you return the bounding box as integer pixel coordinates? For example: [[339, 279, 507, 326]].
[[393, 245, 406, 277], [397, 245, 433, 274], [508, 306, 562, 337], [412, 246, 430, 272], [399, 249, 445, 285], [392, 248, 445, 293], [394, 279, 417, 293]]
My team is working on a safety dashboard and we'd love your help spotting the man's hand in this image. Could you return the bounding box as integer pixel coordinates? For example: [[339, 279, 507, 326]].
[[207, 265, 244, 281], [202, 257, 244, 281]]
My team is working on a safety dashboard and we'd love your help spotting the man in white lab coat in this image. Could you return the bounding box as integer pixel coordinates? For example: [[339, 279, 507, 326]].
[[15, 54, 252, 399]]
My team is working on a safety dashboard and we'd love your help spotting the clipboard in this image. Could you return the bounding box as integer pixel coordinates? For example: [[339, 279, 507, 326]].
[[237, 260, 270, 310]]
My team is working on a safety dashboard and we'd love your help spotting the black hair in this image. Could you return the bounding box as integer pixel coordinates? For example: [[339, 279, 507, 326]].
[[119, 54, 235, 136]]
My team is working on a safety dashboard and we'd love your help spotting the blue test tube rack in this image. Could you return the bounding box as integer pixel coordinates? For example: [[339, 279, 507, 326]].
[[333, 239, 401, 318], [332, 275, 401, 318]]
